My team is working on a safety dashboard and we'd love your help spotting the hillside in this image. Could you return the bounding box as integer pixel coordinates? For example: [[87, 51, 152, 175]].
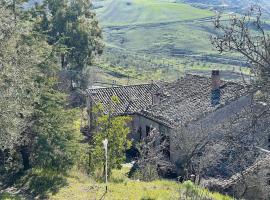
[[182, 0, 270, 14], [92, 0, 250, 84], [24, 0, 255, 82], [96, 0, 214, 26]]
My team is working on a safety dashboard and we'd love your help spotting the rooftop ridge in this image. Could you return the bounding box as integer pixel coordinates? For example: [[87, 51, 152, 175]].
[[139, 74, 250, 127], [184, 73, 249, 86], [87, 83, 159, 92]]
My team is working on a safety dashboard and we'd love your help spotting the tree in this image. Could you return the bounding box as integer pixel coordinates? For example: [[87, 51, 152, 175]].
[[36, 0, 104, 89], [0, 5, 38, 173], [30, 86, 84, 171], [0, 2, 86, 183], [88, 97, 131, 178], [211, 5, 270, 90]]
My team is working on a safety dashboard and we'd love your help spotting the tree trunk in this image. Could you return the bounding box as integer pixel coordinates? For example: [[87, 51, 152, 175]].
[[20, 146, 30, 170]]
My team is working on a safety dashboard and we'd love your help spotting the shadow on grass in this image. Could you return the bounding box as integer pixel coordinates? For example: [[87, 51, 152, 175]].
[[99, 191, 107, 200], [17, 169, 68, 199], [0, 192, 22, 200]]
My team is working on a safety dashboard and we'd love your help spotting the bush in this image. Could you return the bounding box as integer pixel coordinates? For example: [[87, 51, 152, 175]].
[[180, 181, 233, 200], [130, 163, 159, 182], [141, 196, 156, 200]]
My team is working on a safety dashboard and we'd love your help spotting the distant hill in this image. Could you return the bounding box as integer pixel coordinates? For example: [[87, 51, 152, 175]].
[[94, 0, 244, 64], [95, 0, 216, 54], [181, 0, 270, 15], [95, 0, 214, 26]]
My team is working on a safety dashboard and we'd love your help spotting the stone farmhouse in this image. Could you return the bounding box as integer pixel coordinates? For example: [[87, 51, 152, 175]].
[[85, 70, 270, 197]]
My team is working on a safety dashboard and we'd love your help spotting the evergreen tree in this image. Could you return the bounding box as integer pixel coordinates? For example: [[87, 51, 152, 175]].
[[37, 0, 103, 89], [0, 3, 41, 178], [0, 2, 86, 181]]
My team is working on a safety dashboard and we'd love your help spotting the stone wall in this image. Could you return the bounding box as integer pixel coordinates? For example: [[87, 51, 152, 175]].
[[204, 156, 270, 200], [170, 95, 253, 165], [129, 114, 171, 142]]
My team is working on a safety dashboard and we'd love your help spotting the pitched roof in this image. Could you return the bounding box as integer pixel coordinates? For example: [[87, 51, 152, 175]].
[[140, 74, 249, 126], [86, 83, 159, 115]]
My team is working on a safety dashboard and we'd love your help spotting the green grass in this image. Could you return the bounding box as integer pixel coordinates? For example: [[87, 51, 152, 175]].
[[1, 167, 234, 200], [94, 0, 252, 84], [48, 167, 233, 200], [97, 0, 217, 55], [96, 0, 215, 27], [0, 193, 22, 200], [95, 48, 250, 86]]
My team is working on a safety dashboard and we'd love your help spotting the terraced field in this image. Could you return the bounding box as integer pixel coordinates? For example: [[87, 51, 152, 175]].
[[96, 0, 216, 55], [93, 0, 249, 84]]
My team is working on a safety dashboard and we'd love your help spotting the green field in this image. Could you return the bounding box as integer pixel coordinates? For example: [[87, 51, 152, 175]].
[[96, 0, 217, 54], [92, 0, 248, 84], [96, 0, 214, 26]]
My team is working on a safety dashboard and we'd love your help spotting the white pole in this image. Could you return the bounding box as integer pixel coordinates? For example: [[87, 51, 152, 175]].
[[102, 139, 108, 192]]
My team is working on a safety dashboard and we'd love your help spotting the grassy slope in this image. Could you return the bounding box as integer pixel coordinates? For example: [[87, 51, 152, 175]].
[[93, 0, 249, 84], [49, 167, 233, 200], [97, 0, 216, 54], [97, 0, 214, 26]]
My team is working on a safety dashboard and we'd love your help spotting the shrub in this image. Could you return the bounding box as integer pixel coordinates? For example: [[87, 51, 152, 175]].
[[130, 163, 159, 182], [141, 196, 156, 200]]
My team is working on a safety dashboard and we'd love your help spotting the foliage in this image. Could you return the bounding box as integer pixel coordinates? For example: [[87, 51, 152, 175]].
[[0, 5, 37, 152], [88, 100, 132, 179], [30, 89, 84, 172], [131, 163, 159, 182], [0, 192, 22, 200], [0, 0, 89, 187], [36, 0, 103, 89], [211, 5, 270, 89], [0, 4, 45, 180]]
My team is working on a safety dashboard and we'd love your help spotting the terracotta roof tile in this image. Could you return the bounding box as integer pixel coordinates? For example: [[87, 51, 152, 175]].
[[86, 84, 159, 115], [141, 74, 249, 126]]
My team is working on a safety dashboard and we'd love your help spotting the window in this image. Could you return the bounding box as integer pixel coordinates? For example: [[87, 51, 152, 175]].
[[162, 135, 170, 159], [159, 125, 166, 136], [138, 127, 142, 141], [268, 136, 270, 150], [146, 126, 151, 137], [267, 173, 270, 185]]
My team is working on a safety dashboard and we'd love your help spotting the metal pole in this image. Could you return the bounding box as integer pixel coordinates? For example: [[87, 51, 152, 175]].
[[105, 147, 108, 192], [102, 139, 108, 192]]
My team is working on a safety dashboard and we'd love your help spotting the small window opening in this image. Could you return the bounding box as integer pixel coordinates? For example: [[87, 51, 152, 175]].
[[146, 126, 151, 137], [268, 136, 270, 150], [146, 125, 154, 137], [138, 127, 142, 140]]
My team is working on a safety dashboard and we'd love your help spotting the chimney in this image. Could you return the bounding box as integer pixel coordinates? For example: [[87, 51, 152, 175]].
[[212, 70, 220, 90], [152, 92, 161, 105], [211, 70, 221, 106]]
